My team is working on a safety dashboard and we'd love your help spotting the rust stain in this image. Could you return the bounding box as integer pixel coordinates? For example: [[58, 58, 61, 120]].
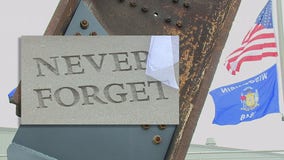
[[166, 1, 241, 159]]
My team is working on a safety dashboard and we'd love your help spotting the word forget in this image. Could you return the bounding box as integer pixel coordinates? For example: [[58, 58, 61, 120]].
[[21, 36, 178, 124]]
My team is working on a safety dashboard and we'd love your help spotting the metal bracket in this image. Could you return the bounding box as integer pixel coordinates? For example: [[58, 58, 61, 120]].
[[65, 1, 107, 35]]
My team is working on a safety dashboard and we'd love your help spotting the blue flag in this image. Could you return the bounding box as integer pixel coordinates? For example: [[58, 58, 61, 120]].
[[8, 88, 17, 102], [210, 64, 279, 125]]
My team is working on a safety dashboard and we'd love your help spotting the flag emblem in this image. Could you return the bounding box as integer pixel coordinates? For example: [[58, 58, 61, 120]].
[[210, 64, 279, 125], [240, 87, 259, 111], [225, 0, 277, 75]]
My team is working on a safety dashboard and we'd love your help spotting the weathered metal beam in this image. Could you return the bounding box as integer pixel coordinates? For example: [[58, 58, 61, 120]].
[[166, 1, 241, 159], [12, 0, 241, 159]]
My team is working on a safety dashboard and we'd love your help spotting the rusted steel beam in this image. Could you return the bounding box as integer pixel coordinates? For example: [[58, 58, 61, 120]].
[[12, 0, 241, 159], [166, 1, 241, 159]]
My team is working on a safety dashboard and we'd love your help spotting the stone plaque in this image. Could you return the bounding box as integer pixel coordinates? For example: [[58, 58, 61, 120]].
[[21, 36, 179, 124]]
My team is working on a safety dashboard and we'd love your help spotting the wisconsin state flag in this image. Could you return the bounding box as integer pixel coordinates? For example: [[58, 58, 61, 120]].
[[210, 64, 279, 125]]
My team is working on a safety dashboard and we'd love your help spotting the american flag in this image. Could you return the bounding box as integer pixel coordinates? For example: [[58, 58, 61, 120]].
[[225, 0, 278, 75]]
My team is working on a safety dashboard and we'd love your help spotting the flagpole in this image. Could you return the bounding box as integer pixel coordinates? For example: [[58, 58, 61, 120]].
[[275, 0, 284, 118], [276, 0, 284, 57]]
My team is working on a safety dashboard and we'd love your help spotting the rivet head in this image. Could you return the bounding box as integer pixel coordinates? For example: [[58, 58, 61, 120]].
[[172, 0, 179, 3], [165, 17, 172, 23], [141, 7, 149, 13], [158, 125, 166, 130], [74, 32, 81, 36], [129, 1, 137, 7], [184, 2, 190, 8], [153, 135, 162, 144], [141, 125, 150, 130], [89, 32, 97, 36], [153, 12, 159, 17], [176, 20, 183, 28], [80, 19, 89, 29]]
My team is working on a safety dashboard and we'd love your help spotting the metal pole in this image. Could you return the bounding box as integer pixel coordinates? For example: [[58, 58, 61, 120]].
[[275, 0, 284, 115], [276, 0, 284, 60]]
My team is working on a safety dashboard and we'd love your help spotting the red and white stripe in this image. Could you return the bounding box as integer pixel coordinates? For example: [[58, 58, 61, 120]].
[[225, 24, 278, 75]]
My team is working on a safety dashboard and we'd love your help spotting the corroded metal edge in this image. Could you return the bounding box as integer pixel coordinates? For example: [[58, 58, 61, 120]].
[[44, 0, 80, 35], [165, 1, 241, 160]]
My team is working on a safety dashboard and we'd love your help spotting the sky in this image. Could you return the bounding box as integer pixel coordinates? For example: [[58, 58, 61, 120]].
[[0, 0, 60, 128], [0, 0, 283, 152], [190, 0, 284, 152]]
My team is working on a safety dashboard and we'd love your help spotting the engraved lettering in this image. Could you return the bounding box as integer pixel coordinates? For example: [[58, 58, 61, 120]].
[[104, 83, 127, 103], [33, 88, 52, 108], [83, 54, 107, 72], [62, 55, 84, 75], [109, 52, 132, 72], [54, 87, 80, 107], [131, 51, 148, 70], [33, 57, 59, 77], [126, 82, 149, 102], [148, 81, 168, 100], [79, 85, 108, 105]]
